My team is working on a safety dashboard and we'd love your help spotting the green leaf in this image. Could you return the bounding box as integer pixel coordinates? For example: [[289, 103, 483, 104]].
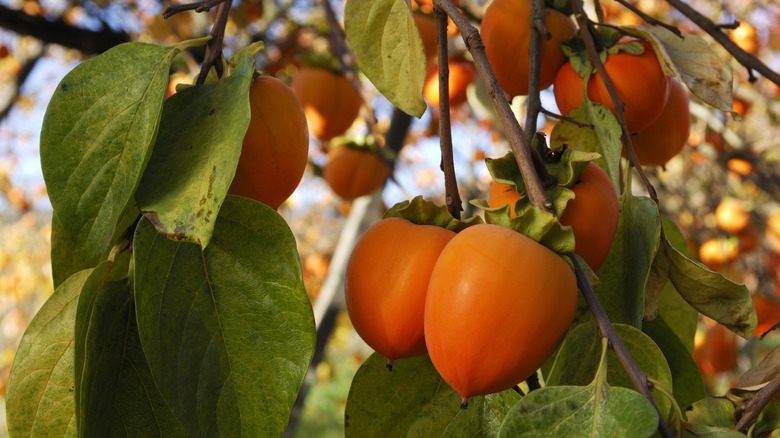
[[344, 353, 520, 437], [135, 45, 261, 248], [685, 398, 736, 428], [344, 0, 427, 117], [499, 339, 658, 438], [133, 195, 315, 436], [592, 193, 661, 327], [73, 256, 183, 436], [642, 316, 704, 412], [40, 42, 178, 263], [664, 237, 756, 338], [621, 26, 736, 116], [551, 102, 623, 189], [654, 217, 698, 354], [51, 200, 140, 288], [753, 400, 780, 437], [73, 267, 187, 437], [547, 322, 673, 420], [5, 269, 92, 438]]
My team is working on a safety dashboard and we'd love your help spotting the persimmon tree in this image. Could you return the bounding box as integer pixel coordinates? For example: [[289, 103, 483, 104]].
[[3, 0, 780, 436]]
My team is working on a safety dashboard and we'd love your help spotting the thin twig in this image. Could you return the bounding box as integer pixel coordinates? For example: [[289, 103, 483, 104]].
[[524, 0, 545, 146], [432, 0, 553, 212], [321, 0, 378, 135], [195, 0, 232, 85], [570, 0, 658, 201], [434, 6, 462, 219], [664, 0, 780, 86], [568, 254, 674, 438], [613, 0, 682, 37], [163, 0, 224, 19], [734, 374, 780, 432], [540, 107, 593, 128]]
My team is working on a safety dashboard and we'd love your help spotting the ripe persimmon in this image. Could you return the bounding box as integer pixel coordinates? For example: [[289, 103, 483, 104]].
[[715, 198, 750, 233], [323, 145, 389, 200], [487, 162, 618, 271], [481, 0, 576, 97], [345, 217, 456, 364], [698, 237, 738, 272], [553, 40, 670, 133], [423, 58, 476, 109], [694, 318, 737, 376], [624, 77, 690, 167], [424, 224, 577, 404], [753, 294, 780, 337], [290, 66, 362, 141], [228, 75, 309, 210], [414, 13, 437, 59]]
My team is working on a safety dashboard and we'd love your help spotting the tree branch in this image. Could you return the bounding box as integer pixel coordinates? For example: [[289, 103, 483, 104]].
[[0, 4, 130, 54], [432, 0, 552, 213], [568, 254, 673, 438], [664, 0, 780, 86], [734, 374, 780, 432], [613, 0, 682, 37]]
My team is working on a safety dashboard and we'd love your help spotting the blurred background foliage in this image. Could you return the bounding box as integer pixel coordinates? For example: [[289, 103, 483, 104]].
[[0, 0, 779, 435]]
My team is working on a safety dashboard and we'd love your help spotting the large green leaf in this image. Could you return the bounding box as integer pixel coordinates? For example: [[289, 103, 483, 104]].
[[5, 269, 93, 437], [73, 261, 186, 437], [345, 353, 520, 437], [344, 0, 426, 117], [642, 316, 704, 412], [40, 42, 177, 262], [133, 195, 315, 436], [135, 44, 261, 248], [653, 217, 698, 354], [547, 322, 673, 420], [499, 339, 658, 438], [591, 193, 661, 327]]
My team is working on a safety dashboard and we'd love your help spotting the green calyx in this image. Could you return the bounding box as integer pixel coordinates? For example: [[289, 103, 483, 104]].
[[383, 196, 483, 232], [477, 135, 602, 254]]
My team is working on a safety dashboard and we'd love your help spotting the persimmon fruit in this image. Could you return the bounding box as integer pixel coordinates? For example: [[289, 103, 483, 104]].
[[345, 217, 456, 364], [414, 13, 437, 59], [694, 319, 737, 376], [423, 58, 476, 109], [553, 40, 670, 133], [715, 198, 750, 233], [487, 162, 619, 271], [424, 224, 577, 404], [624, 77, 690, 167], [290, 66, 363, 141], [323, 145, 390, 200], [698, 237, 738, 272], [753, 294, 780, 337], [228, 75, 309, 210], [481, 0, 576, 97]]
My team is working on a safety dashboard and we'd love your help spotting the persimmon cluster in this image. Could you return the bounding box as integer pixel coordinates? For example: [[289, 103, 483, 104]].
[[344, 213, 579, 406]]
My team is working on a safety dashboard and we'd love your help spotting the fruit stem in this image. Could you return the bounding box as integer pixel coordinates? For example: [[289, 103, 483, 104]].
[[432, 0, 553, 214], [433, 4, 463, 220], [460, 398, 469, 409], [569, 0, 658, 202], [567, 253, 674, 438], [664, 0, 780, 87]]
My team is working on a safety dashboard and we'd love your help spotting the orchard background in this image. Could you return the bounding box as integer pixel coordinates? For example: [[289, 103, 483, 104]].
[[0, 0, 779, 436]]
